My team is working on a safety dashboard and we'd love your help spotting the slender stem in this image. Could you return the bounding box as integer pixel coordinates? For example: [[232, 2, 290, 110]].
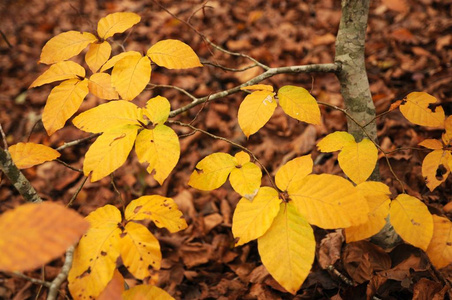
[[47, 246, 75, 300], [55, 133, 100, 152], [202, 61, 259, 72], [55, 159, 83, 173], [148, 84, 198, 101], [67, 176, 88, 207], [0, 124, 8, 149], [11, 272, 51, 287]]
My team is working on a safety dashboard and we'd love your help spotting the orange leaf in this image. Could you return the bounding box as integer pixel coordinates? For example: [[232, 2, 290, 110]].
[[9, 142, 60, 169], [399, 92, 445, 128], [426, 215, 452, 269]]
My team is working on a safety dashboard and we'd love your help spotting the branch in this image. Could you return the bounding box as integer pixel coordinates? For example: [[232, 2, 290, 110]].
[[169, 63, 340, 117], [47, 246, 75, 300], [55, 133, 100, 151], [11, 272, 51, 287]]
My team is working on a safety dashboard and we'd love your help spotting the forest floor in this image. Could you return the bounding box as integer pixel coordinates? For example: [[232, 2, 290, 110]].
[[0, 0, 451, 299]]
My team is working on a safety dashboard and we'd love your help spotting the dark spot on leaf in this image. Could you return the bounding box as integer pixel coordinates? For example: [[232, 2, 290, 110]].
[[150, 139, 154, 143], [447, 242, 452, 246], [236, 164, 242, 169], [140, 257, 143, 261], [435, 164, 447, 180], [155, 220, 160, 223], [147, 252, 150, 254], [234, 237, 240, 245], [195, 167, 204, 174], [134, 205, 143, 214], [120, 232, 127, 238], [411, 219, 420, 226], [101, 251, 107, 256], [79, 267, 91, 279]]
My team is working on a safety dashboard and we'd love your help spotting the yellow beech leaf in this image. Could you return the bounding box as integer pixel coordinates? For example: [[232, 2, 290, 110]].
[[317, 131, 355, 152], [238, 90, 277, 137], [422, 150, 451, 191], [39, 31, 97, 64], [135, 125, 180, 185], [0, 202, 88, 272], [345, 181, 391, 242], [88, 73, 119, 100], [258, 202, 315, 294], [83, 125, 139, 182], [277, 85, 320, 124], [85, 41, 112, 73], [188, 153, 236, 190], [143, 96, 170, 125], [125, 195, 187, 233], [290, 174, 369, 228], [232, 187, 281, 246], [234, 151, 250, 165], [68, 205, 122, 300], [229, 162, 262, 199], [389, 194, 433, 250], [111, 54, 151, 100], [399, 92, 445, 128], [147, 39, 202, 69], [123, 285, 174, 300], [240, 84, 274, 92], [419, 139, 444, 150], [443, 116, 452, 145], [73, 100, 143, 133], [43, 78, 89, 135], [29, 61, 85, 88], [275, 155, 313, 192], [426, 215, 452, 269], [338, 138, 378, 184], [120, 222, 161, 279], [97, 12, 141, 39], [100, 51, 141, 72], [9, 142, 60, 169]]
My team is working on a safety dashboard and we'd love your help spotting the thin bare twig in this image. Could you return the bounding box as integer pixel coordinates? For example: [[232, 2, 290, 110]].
[[47, 246, 75, 300], [67, 176, 88, 207], [0, 123, 8, 149], [55, 133, 100, 151], [148, 84, 198, 101], [0, 30, 12, 49], [55, 159, 83, 173], [326, 265, 354, 286], [111, 174, 125, 211], [201, 61, 260, 72], [11, 272, 51, 287]]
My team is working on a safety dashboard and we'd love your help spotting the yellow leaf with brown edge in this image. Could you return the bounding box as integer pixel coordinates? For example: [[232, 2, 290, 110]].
[[317, 131, 355, 152], [240, 84, 273, 92], [399, 92, 445, 128], [123, 285, 174, 300], [426, 215, 452, 269], [345, 181, 391, 242], [85, 41, 112, 73], [73, 100, 143, 133], [68, 205, 122, 300], [83, 125, 139, 182], [277, 85, 321, 125], [135, 125, 180, 185], [232, 187, 280, 246], [111, 54, 151, 100], [97, 12, 141, 39], [238, 90, 277, 137], [188, 153, 236, 190], [143, 96, 170, 125], [147, 39, 202, 69], [9, 142, 60, 169], [88, 73, 119, 100], [422, 150, 451, 191], [442, 116, 452, 145], [39, 31, 97, 64], [100, 51, 141, 72], [258, 202, 315, 294], [125, 195, 187, 233], [0, 202, 88, 272], [275, 155, 313, 192], [338, 138, 378, 184], [29, 61, 85, 88], [419, 139, 444, 150], [120, 222, 161, 279], [43, 78, 89, 135], [389, 194, 433, 250], [290, 174, 369, 228]]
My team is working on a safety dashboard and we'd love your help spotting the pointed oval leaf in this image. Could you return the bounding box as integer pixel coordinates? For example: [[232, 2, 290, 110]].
[[399, 92, 445, 128], [147, 39, 202, 69], [88, 73, 119, 100], [9, 142, 60, 169], [188, 153, 235, 190], [422, 150, 451, 191], [97, 12, 141, 39], [83, 125, 138, 182], [258, 202, 315, 294], [443, 116, 452, 145], [389, 194, 433, 250], [97, 270, 125, 300], [290, 174, 369, 228], [345, 181, 391, 242], [85, 41, 112, 73], [100, 51, 141, 72], [43, 78, 89, 135], [232, 187, 280, 246], [68, 205, 122, 300], [39, 31, 97, 65], [143, 96, 170, 125], [0, 202, 89, 272], [275, 155, 313, 192], [125, 195, 187, 233], [111, 54, 151, 100], [123, 285, 174, 300], [229, 162, 262, 199], [135, 125, 180, 185], [240, 84, 273, 92], [338, 138, 378, 184], [120, 222, 161, 279], [73, 100, 142, 133], [317, 131, 355, 152], [419, 139, 444, 150], [238, 90, 277, 137], [29, 61, 86, 88], [234, 151, 250, 165], [277, 85, 320, 124], [426, 215, 452, 269]]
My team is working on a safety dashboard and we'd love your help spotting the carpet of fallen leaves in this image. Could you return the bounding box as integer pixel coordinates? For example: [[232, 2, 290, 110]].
[[0, 0, 451, 299]]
